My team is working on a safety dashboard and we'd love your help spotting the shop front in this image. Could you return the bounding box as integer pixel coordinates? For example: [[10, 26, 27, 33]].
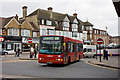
[[22, 37, 39, 52], [0, 35, 22, 53]]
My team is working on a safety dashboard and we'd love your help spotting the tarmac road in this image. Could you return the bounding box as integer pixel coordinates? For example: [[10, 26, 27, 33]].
[[2, 58, 118, 78]]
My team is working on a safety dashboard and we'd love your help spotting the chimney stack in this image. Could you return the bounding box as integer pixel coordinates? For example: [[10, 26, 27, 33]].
[[15, 14, 18, 21], [48, 7, 53, 18], [22, 6, 27, 18], [73, 13, 77, 17]]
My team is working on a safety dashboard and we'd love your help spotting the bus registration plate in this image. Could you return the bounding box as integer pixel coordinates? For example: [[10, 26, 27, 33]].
[[47, 62, 52, 64]]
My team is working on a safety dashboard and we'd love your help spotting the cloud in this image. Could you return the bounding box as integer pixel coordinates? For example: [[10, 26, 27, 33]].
[[0, 0, 118, 36]]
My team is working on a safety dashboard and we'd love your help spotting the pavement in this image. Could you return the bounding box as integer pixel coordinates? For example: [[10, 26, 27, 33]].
[[86, 56, 120, 69]]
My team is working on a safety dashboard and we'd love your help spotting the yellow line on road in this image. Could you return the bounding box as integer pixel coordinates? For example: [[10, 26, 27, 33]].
[[84, 60, 118, 70]]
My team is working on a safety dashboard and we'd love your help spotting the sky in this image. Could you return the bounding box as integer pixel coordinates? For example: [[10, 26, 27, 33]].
[[0, 0, 119, 36]]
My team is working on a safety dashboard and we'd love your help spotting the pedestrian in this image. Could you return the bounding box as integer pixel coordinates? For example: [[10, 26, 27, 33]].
[[103, 49, 106, 59], [17, 47, 21, 57], [34, 46, 38, 58], [30, 46, 34, 58], [15, 49, 18, 57]]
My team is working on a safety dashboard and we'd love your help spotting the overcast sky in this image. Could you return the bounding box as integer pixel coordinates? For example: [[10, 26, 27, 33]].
[[0, 0, 119, 36]]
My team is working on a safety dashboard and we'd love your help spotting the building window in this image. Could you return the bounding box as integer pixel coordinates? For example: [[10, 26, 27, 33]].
[[63, 21, 69, 31], [46, 20, 52, 25], [21, 29, 30, 37], [72, 32, 77, 37], [48, 29, 54, 35], [33, 32, 37, 37], [8, 28, 19, 36], [0, 29, 2, 35], [72, 24, 78, 32], [42, 19, 44, 25], [82, 26, 84, 30], [94, 30, 96, 34], [7, 43, 12, 50], [42, 29, 46, 35], [55, 21, 58, 26], [90, 27, 92, 30], [90, 34, 92, 39]]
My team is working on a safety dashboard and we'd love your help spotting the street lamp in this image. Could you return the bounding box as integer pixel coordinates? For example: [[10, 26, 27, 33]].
[[105, 26, 108, 47]]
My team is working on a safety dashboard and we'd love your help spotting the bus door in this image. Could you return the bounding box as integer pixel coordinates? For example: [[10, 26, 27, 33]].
[[74, 43, 77, 60], [63, 42, 68, 62]]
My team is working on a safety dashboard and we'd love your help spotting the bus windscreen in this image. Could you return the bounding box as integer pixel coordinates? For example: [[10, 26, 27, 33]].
[[40, 36, 63, 54]]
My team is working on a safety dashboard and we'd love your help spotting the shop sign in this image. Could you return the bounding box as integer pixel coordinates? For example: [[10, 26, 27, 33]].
[[0, 37, 5, 42], [22, 37, 39, 43]]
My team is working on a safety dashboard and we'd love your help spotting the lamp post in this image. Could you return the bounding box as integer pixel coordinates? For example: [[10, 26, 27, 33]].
[[105, 26, 108, 47]]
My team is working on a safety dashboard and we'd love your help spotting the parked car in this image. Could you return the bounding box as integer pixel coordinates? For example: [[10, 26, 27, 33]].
[[83, 45, 96, 58], [0, 51, 8, 55]]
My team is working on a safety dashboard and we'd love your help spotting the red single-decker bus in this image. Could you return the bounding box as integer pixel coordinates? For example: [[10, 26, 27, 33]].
[[38, 35, 83, 64]]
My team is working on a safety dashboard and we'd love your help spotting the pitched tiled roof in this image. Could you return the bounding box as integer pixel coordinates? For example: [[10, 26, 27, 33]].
[[19, 19, 26, 24], [83, 22, 93, 26], [29, 22, 39, 31], [113, 1, 120, 17], [27, 8, 81, 23], [0, 17, 13, 28]]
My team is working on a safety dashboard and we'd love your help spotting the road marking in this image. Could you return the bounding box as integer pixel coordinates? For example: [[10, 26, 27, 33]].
[[84, 60, 118, 70]]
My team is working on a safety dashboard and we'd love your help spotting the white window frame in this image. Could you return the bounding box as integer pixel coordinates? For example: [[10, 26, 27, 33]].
[[33, 32, 37, 37], [46, 20, 52, 25], [90, 33, 92, 39], [55, 21, 58, 26], [21, 29, 30, 37], [82, 26, 84, 30], [42, 19, 44, 25], [8, 28, 19, 36], [72, 24, 78, 32]]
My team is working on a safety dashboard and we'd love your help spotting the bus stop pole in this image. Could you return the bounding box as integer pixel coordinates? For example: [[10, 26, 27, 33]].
[[96, 44, 97, 60]]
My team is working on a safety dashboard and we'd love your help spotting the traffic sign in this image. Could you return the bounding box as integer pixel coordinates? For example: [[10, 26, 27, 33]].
[[0, 37, 5, 42], [97, 38, 104, 44], [28, 38, 32, 43]]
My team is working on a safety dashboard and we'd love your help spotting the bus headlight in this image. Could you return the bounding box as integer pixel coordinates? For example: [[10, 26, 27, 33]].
[[40, 58, 43, 60], [58, 59, 60, 61]]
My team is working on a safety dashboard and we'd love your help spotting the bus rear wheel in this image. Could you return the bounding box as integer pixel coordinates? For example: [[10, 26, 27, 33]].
[[77, 55, 80, 62]]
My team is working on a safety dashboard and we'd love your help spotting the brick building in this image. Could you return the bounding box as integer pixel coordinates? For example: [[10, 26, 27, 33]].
[[0, 14, 39, 53]]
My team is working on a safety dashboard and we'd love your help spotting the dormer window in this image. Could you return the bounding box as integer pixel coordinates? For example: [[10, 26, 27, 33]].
[[63, 21, 69, 31], [55, 21, 58, 26], [42, 19, 44, 25], [72, 24, 78, 32], [46, 20, 52, 25], [82, 26, 84, 31]]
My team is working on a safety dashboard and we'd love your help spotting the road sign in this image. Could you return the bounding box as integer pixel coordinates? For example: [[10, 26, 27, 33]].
[[97, 38, 104, 44], [0, 37, 5, 42], [28, 38, 32, 43]]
